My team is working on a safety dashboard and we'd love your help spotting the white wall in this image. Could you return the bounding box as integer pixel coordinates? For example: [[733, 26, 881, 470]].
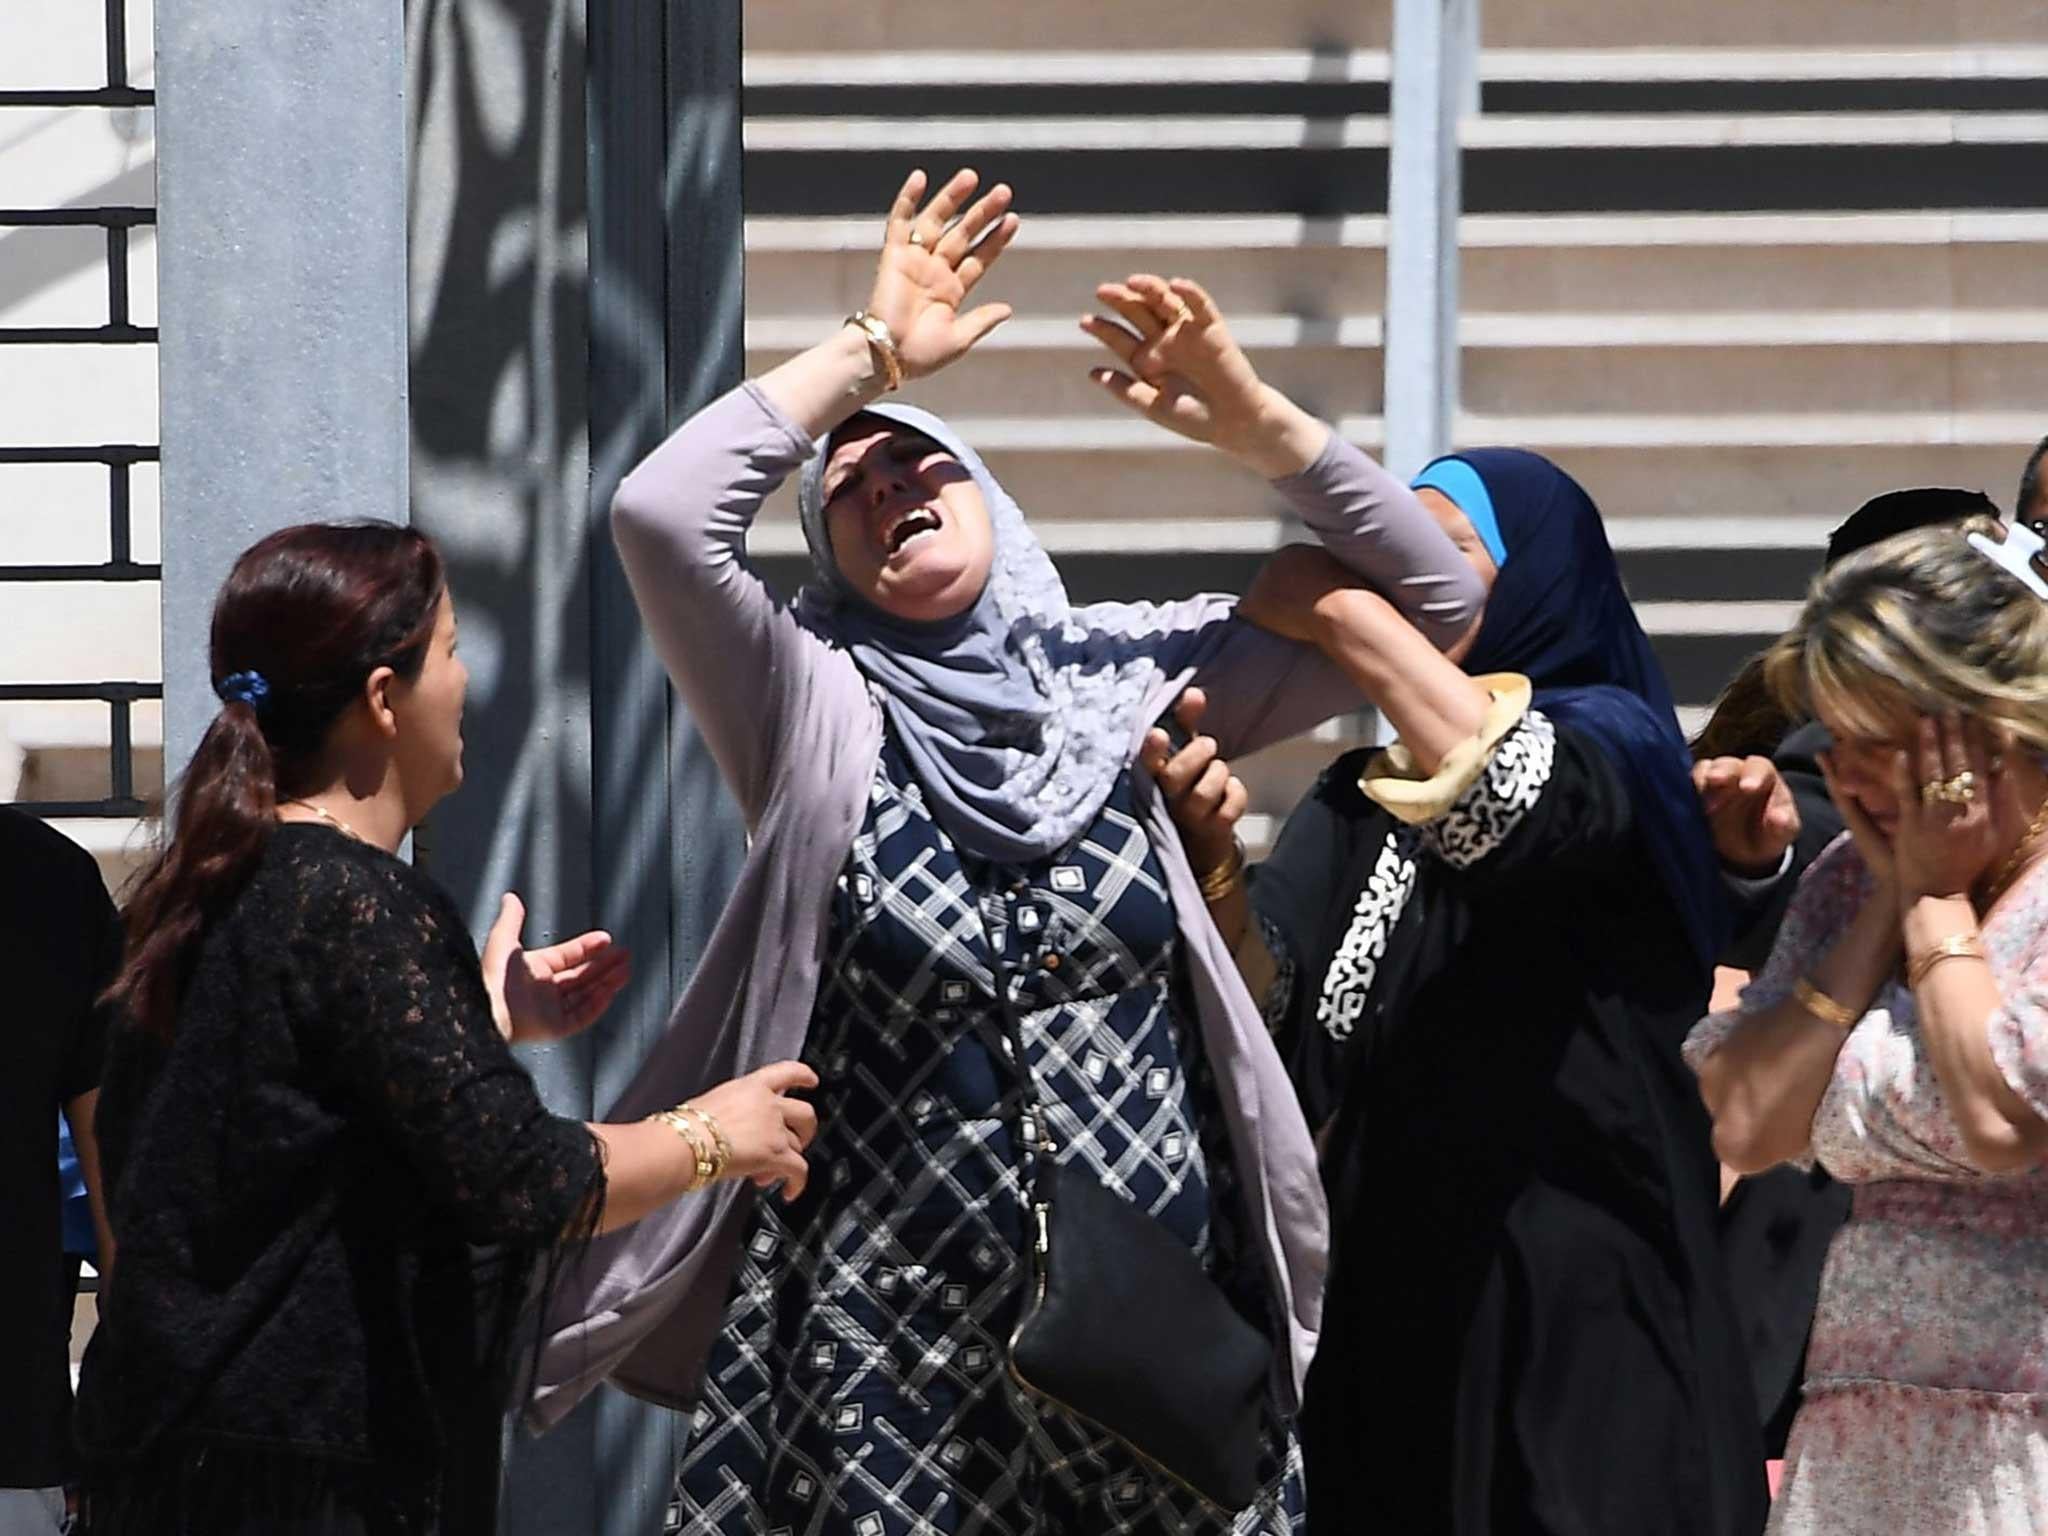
[[1, 0, 161, 887]]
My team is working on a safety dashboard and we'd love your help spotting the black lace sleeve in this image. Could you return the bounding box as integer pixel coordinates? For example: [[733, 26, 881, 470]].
[[293, 851, 603, 1247]]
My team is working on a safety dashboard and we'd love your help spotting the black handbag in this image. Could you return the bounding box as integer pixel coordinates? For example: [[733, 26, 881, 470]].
[[990, 964, 1275, 1513]]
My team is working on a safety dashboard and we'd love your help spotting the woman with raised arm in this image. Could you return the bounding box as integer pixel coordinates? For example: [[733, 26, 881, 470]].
[[1686, 517, 2048, 1534], [75, 524, 816, 1536], [1147, 452, 1767, 1535], [530, 168, 1486, 1532]]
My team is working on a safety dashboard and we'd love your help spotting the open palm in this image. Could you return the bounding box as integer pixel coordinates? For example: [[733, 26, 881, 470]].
[[1081, 274, 1270, 454], [482, 893, 633, 1044], [862, 167, 1019, 381]]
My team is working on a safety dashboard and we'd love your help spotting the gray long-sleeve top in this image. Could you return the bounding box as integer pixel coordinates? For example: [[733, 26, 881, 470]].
[[528, 380, 1484, 1428]]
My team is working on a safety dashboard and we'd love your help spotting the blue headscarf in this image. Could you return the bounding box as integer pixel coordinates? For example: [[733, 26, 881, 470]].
[[1421, 448, 1731, 971]]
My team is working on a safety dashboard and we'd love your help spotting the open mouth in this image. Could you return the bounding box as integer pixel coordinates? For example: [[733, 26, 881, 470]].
[[884, 507, 942, 555]]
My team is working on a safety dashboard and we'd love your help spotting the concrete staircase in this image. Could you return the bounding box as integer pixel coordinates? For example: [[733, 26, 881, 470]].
[[736, 4, 2048, 837]]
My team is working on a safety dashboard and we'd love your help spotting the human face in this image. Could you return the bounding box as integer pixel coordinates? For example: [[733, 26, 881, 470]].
[[1813, 699, 1911, 838], [820, 422, 995, 623], [387, 590, 469, 814], [1415, 486, 1500, 594]]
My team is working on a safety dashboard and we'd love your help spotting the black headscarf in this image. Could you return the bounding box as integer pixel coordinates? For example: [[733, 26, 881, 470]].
[[1426, 448, 1731, 971]]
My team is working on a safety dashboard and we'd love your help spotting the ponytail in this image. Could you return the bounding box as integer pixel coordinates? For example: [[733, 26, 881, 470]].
[[105, 522, 444, 1042], [109, 701, 280, 1041]]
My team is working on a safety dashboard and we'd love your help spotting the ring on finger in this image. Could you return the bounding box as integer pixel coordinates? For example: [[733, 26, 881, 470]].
[[1163, 296, 1192, 325], [908, 228, 927, 248], [1920, 772, 1978, 806]]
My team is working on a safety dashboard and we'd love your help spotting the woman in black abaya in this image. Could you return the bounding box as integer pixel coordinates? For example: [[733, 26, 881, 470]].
[[1152, 450, 1766, 1534]]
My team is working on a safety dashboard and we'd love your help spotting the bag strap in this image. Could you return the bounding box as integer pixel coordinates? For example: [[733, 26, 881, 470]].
[[973, 887, 1060, 1262]]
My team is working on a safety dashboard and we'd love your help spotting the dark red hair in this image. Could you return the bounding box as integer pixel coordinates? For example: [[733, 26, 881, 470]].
[[109, 523, 446, 1040]]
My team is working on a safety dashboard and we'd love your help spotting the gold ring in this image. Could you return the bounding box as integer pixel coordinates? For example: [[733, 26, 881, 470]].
[[1164, 297, 1192, 325], [1921, 772, 1978, 807]]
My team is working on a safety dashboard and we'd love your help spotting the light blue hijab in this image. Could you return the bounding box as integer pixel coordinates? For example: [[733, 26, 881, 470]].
[[797, 402, 1161, 863]]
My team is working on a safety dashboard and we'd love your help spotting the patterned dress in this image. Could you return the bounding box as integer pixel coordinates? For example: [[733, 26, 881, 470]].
[[672, 737, 1304, 1536], [1685, 833, 2048, 1535]]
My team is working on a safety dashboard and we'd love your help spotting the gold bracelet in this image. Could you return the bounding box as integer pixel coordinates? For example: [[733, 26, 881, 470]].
[[845, 311, 903, 392], [1791, 977, 1860, 1033], [1196, 838, 1247, 903], [649, 1107, 715, 1192], [683, 1102, 734, 1182], [1908, 934, 1986, 989]]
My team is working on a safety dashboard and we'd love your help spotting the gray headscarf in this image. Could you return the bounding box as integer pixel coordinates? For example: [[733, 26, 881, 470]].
[[797, 401, 1164, 863]]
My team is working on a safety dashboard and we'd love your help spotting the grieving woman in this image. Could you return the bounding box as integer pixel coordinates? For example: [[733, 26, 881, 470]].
[[1153, 452, 1767, 1534], [528, 169, 1487, 1533], [1687, 517, 2048, 1534], [76, 524, 816, 1535]]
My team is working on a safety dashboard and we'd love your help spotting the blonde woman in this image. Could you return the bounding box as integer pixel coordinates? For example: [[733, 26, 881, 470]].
[[1685, 517, 2048, 1534]]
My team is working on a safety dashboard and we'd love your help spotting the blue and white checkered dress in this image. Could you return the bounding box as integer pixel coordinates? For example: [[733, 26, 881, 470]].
[[670, 736, 1304, 1536]]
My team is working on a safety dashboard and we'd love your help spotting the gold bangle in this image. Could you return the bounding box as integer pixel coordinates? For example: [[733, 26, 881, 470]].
[[649, 1107, 715, 1192], [1792, 977, 1860, 1033], [1908, 934, 1986, 990], [683, 1102, 734, 1182], [1196, 838, 1247, 903], [845, 311, 903, 392]]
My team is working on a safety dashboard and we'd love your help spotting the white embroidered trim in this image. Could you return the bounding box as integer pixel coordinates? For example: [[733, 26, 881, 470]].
[[1426, 710, 1557, 868], [1316, 829, 1418, 1044]]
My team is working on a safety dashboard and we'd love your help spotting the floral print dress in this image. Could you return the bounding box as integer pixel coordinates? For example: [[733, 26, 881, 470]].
[[1685, 833, 2048, 1536]]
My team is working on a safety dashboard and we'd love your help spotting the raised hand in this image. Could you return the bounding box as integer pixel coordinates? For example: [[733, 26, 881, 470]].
[[1693, 755, 1801, 878], [482, 893, 633, 1045], [863, 167, 1019, 381], [1082, 274, 1324, 477], [1890, 714, 2003, 903], [691, 1060, 822, 1202]]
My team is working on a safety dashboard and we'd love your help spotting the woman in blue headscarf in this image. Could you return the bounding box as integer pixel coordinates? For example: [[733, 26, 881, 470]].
[[1149, 449, 1768, 1534]]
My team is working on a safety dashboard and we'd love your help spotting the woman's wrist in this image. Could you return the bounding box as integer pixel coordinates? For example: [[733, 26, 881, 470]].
[[1194, 837, 1248, 903], [1902, 892, 1980, 953], [759, 324, 893, 440], [1223, 386, 1326, 479], [830, 321, 892, 404]]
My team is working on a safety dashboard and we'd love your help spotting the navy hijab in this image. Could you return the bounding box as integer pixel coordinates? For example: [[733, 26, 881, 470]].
[[1427, 448, 1731, 972]]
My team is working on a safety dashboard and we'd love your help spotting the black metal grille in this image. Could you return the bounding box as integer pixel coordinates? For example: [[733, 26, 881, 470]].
[[1, 0, 159, 820]]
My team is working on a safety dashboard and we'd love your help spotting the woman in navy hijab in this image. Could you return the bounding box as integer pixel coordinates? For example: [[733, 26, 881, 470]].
[[1149, 449, 1767, 1534]]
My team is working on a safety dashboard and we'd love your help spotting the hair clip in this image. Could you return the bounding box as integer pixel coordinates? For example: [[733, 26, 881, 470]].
[[1966, 519, 2048, 601], [216, 669, 272, 709]]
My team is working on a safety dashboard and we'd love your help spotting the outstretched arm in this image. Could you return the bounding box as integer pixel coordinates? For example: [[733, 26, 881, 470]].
[[1083, 275, 1485, 653], [610, 168, 1019, 819]]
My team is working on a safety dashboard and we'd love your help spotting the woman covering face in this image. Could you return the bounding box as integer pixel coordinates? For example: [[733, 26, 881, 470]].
[[1689, 516, 2048, 1536], [531, 168, 1490, 1533], [1152, 450, 1769, 1535]]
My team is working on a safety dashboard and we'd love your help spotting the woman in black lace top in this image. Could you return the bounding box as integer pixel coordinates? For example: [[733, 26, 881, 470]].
[[76, 524, 819, 1535]]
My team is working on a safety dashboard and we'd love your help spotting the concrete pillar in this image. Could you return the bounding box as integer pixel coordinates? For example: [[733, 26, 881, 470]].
[[156, 0, 409, 775], [1383, 0, 1479, 479]]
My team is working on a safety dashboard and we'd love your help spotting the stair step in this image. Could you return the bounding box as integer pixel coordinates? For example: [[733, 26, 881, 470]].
[[743, 0, 2048, 53], [746, 46, 2048, 87], [745, 211, 2048, 316], [746, 208, 2048, 255], [745, 112, 2048, 153], [750, 440, 2026, 534], [742, 409, 2042, 453], [751, 310, 2048, 351]]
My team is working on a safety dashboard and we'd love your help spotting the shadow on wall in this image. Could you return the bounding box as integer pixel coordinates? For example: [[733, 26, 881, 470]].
[[404, 1, 747, 1530]]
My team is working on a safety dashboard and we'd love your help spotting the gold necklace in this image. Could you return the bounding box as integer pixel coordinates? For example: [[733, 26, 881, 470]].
[[1982, 792, 2048, 908], [281, 798, 368, 844]]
